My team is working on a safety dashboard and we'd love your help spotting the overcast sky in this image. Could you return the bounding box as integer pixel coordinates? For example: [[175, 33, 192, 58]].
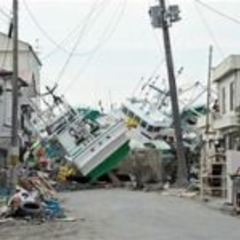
[[0, 0, 240, 108]]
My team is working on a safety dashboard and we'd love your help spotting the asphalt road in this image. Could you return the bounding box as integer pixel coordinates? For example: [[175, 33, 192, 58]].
[[1, 189, 240, 240]]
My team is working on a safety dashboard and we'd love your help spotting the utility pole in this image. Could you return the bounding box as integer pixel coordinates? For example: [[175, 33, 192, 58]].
[[205, 45, 213, 135], [200, 45, 213, 199], [9, 0, 19, 195], [149, 0, 188, 186]]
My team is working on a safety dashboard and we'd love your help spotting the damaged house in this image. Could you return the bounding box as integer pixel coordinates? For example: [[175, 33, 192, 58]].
[[0, 32, 42, 164]]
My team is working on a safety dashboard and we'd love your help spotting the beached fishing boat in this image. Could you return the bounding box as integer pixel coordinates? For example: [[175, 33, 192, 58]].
[[28, 95, 130, 180]]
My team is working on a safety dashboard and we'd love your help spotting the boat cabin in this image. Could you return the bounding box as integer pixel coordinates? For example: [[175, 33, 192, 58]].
[[122, 100, 170, 140]]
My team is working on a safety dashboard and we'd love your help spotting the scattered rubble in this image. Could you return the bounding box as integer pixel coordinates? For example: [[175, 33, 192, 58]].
[[0, 141, 77, 224], [161, 188, 198, 199]]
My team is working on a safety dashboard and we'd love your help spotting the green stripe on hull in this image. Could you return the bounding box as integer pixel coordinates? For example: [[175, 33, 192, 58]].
[[87, 141, 130, 180]]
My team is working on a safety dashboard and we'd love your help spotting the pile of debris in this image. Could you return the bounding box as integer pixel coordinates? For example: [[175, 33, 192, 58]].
[[0, 170, 67, 223], [0, 141, 77, 223]]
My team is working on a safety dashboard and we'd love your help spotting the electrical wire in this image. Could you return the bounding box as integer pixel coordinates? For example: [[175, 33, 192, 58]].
[[194, 1, 225, 58], [24, 0, 113, 60], [0, 7, 11, 19], [195, 0, 240, 25], [42, 0, 111, 60], [22, 0, 107, 58], [145, 0, 186, 92], [22, 0, 74, 55], [0, 14, 9, 25], [146, 0, 165, 76], [81, 0, 127, 57], [63, 0, 127, 93], [132, 0, 166, 99], [0, 6, 11, 28], [54, 0, 103, 85], [66, 0, 127, 90]]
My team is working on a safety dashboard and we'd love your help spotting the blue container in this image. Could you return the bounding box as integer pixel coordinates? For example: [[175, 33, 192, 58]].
[[44, 199, 64, 218]]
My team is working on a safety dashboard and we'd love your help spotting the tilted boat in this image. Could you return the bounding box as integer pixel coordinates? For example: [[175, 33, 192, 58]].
[[27, 96, 130, 180]]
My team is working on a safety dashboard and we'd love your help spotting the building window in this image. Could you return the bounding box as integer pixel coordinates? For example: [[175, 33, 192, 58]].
[[221, 87, 226, 114], [230, 81, 235, 111]]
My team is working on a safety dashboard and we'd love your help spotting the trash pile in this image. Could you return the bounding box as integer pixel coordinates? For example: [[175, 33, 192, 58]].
[[0, 171, 67, 222], [7, 173, 63, 219], [0, 140, 77, 223]]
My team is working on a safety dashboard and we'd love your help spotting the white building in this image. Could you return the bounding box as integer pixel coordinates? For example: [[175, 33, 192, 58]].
[[0, 32, 41, 163], [0, 32, 42, 98], [212, 55, 240, 150], [197, 55, 240, 199], [0, 71, 29, 162]]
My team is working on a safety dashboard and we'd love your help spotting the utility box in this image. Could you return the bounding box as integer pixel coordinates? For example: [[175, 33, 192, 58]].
[[149, 4, 181, 28], [149, 6, 162, 28], [168, 5, 181, 23]]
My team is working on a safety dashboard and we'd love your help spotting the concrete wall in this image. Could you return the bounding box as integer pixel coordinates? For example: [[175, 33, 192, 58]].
[[212, 55, 240, 82], [117, 149, 165, 185]]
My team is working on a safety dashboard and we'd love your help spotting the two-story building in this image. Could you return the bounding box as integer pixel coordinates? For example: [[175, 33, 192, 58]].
[[212, 55, 240, 150], [197, 55, 240, 198], [0, 32, 41, 164], [0, 32, 42, 98], [0, 70, 30, 165]]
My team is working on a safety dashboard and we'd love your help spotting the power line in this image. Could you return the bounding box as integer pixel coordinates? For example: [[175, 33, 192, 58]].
[[23, 0, 104, 57], [85, 0, 127, 57], [195, 0, 240, 25], [22, 0, 73, 54], [146, 0, 187, 85], [63, 0, 127, 93], [0, 6, 11, 26], [0, 7, 11, 19], [194, 1, 225, 58], [131, 0, 166, 98], [54, 0, 102, 85], [42, 0, 111, 60], [64, 0, 127, 92], [23, 0, 112, 60], [0, 14, 9, 25]]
